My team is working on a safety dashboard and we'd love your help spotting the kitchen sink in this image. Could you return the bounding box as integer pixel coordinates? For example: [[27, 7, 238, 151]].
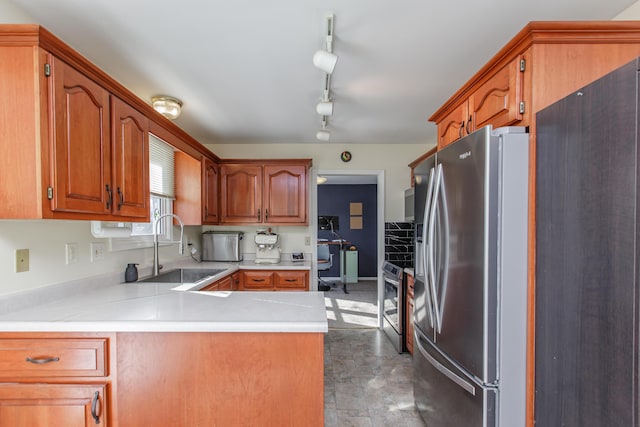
[[137, 268, 225, 284]]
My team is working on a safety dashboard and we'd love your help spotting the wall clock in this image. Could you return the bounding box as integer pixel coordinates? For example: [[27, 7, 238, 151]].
[[341, 151, 352, 162]]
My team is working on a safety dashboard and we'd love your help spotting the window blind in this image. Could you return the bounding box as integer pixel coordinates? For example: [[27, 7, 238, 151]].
[[149, 134, 175, 198]]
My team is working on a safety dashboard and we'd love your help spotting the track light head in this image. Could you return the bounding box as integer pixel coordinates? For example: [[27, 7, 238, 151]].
[[313, 50, 338, 74]]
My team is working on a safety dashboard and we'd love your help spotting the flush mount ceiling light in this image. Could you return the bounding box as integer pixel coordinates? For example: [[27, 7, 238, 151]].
[[151, 95, 183, 120], [316, 176, 328, 184], [312, 14, 337, 74]]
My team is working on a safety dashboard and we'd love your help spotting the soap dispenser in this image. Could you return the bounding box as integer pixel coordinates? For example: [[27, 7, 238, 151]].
[[124, 263, 139, 283]]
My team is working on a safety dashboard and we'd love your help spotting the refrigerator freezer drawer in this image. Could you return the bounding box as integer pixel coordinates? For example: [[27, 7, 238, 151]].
[[413, 331, 496, 427]]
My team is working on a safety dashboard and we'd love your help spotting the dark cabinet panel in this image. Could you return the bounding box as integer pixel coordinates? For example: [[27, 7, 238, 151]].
[[535, 59, 639, 426]]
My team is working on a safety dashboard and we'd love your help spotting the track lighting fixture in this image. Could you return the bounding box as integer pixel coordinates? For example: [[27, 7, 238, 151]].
[[313, 14, 336, 141], [316, 117, 330, 141], [316, 74, 334, 116], [312, 15, 337, 74]]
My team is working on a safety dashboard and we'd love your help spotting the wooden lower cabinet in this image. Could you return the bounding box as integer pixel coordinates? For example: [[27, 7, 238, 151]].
[[116, 332, 324, 426], [0, 333, 114, 426], [405, 273, 415, 355], [240, 270, 309, 291], [0, 383, 108, 427]]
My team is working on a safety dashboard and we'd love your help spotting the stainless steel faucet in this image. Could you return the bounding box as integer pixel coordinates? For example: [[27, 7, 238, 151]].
[[153, 213, 185, 276]]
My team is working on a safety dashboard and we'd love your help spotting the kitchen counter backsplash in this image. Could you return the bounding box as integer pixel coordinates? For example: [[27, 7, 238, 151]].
[[384, 222, 414, 269]]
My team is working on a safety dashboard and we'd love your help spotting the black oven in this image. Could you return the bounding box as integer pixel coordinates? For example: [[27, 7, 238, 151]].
[[382, 261, 405, 353]]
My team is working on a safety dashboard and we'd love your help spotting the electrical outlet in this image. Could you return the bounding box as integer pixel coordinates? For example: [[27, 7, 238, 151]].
[[15, 249, 29, 273], [305, 236, 311, 246], [65, 243, 78, 265], [90, 242, 105, 262]]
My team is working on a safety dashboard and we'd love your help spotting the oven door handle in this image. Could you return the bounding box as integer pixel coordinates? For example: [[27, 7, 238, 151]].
[[383, 276, 400, 286]]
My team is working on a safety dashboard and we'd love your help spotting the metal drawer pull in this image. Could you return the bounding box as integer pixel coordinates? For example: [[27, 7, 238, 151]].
[[25, 356, 60, 364], [91, 390, 101, 424], [253, 278, 265, 282], [285, 279, 297, 282]]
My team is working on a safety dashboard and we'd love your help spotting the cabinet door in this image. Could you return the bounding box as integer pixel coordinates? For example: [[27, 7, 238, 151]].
[[469, 56, 524, 131], [220, 164, 262, 224], [242, 271, 274, 290], [263, 164, 308, 224], [111, 96, 149, 219], [202, 158, 219, 224], [275, 270, 308, 290], [231, 272, 241, 290], [406, 297, 414, 355], [217, 275, 232, 291], [49, 56, 111, 215], [0, 383, 107, 426], [437, 101, 469, 149]]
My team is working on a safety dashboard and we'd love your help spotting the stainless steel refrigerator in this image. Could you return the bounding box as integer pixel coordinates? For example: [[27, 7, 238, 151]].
[[413, 126, 528, 426]]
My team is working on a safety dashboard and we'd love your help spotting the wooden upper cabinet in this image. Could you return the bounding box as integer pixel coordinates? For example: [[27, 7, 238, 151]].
[[263, 164, 307, 224], [435, 55, 524, 149], [111, 96, 149, 219], [220, 160, 310, 225], [202, 157, 219, 224], [436, 101, 469, 148], [0, 25, 217, 221], [469, 56, 524, 131], [220, 164, 262, 224], [49, 56, 111, 215], [431, 22, 640, 152]]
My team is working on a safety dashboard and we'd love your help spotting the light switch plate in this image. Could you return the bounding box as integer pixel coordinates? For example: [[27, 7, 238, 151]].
[[15, 248, 29, 273], [65, 243, 78, 264]]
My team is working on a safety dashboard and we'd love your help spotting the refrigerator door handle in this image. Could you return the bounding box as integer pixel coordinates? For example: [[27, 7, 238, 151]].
[[422, 167, 436, 327], [415, 331, 476, 396], [428, 164, 443, 333], [435, 165, 450, 328]]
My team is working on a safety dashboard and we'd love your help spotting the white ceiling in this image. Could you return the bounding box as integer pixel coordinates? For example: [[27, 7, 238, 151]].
[[9, 0, 636, 146]]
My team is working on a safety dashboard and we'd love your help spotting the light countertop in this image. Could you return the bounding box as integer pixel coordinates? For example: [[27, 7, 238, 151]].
[[0, 259, 326, 334]]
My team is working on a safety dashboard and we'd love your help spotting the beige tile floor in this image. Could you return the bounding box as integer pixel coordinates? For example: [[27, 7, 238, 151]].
[[323, 280, 425, 426]]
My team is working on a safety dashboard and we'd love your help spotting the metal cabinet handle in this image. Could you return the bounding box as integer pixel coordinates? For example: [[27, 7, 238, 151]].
[[253, 278, 265, 282], [465, 115, 472, 134], [265, 209, 269, 221], [91, 391, 101, 424], [458, 122, 464, 138], [25, 356, 60, 364], [105, 185, 112, 210], [257, 209, 261, 221], [285, 279, 297, 282], [117, 187, 124, 210]]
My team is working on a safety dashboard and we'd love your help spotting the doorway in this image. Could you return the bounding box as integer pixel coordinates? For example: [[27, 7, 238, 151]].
[[312, 169, 385, 329]]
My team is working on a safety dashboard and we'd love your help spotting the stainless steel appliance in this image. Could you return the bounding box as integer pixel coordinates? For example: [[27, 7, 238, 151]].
[[413, 126, 529, 426], [404, 188, 414, 222], [254, 230, 281, 264], [201, 231, 244, 262], [381, 260, 405, 352]]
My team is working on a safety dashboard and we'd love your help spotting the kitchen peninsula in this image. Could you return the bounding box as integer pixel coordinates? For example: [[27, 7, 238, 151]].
[[0, 262, 326, 426]]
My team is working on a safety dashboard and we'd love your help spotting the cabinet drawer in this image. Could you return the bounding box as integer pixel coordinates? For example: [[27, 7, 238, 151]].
[[0, 339, 107, 378], [242, 271, 274, 290], [275, 271, 308, 290]]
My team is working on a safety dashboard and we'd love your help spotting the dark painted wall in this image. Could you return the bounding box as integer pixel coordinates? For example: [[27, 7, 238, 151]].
[[317, 184, 377, 277]]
